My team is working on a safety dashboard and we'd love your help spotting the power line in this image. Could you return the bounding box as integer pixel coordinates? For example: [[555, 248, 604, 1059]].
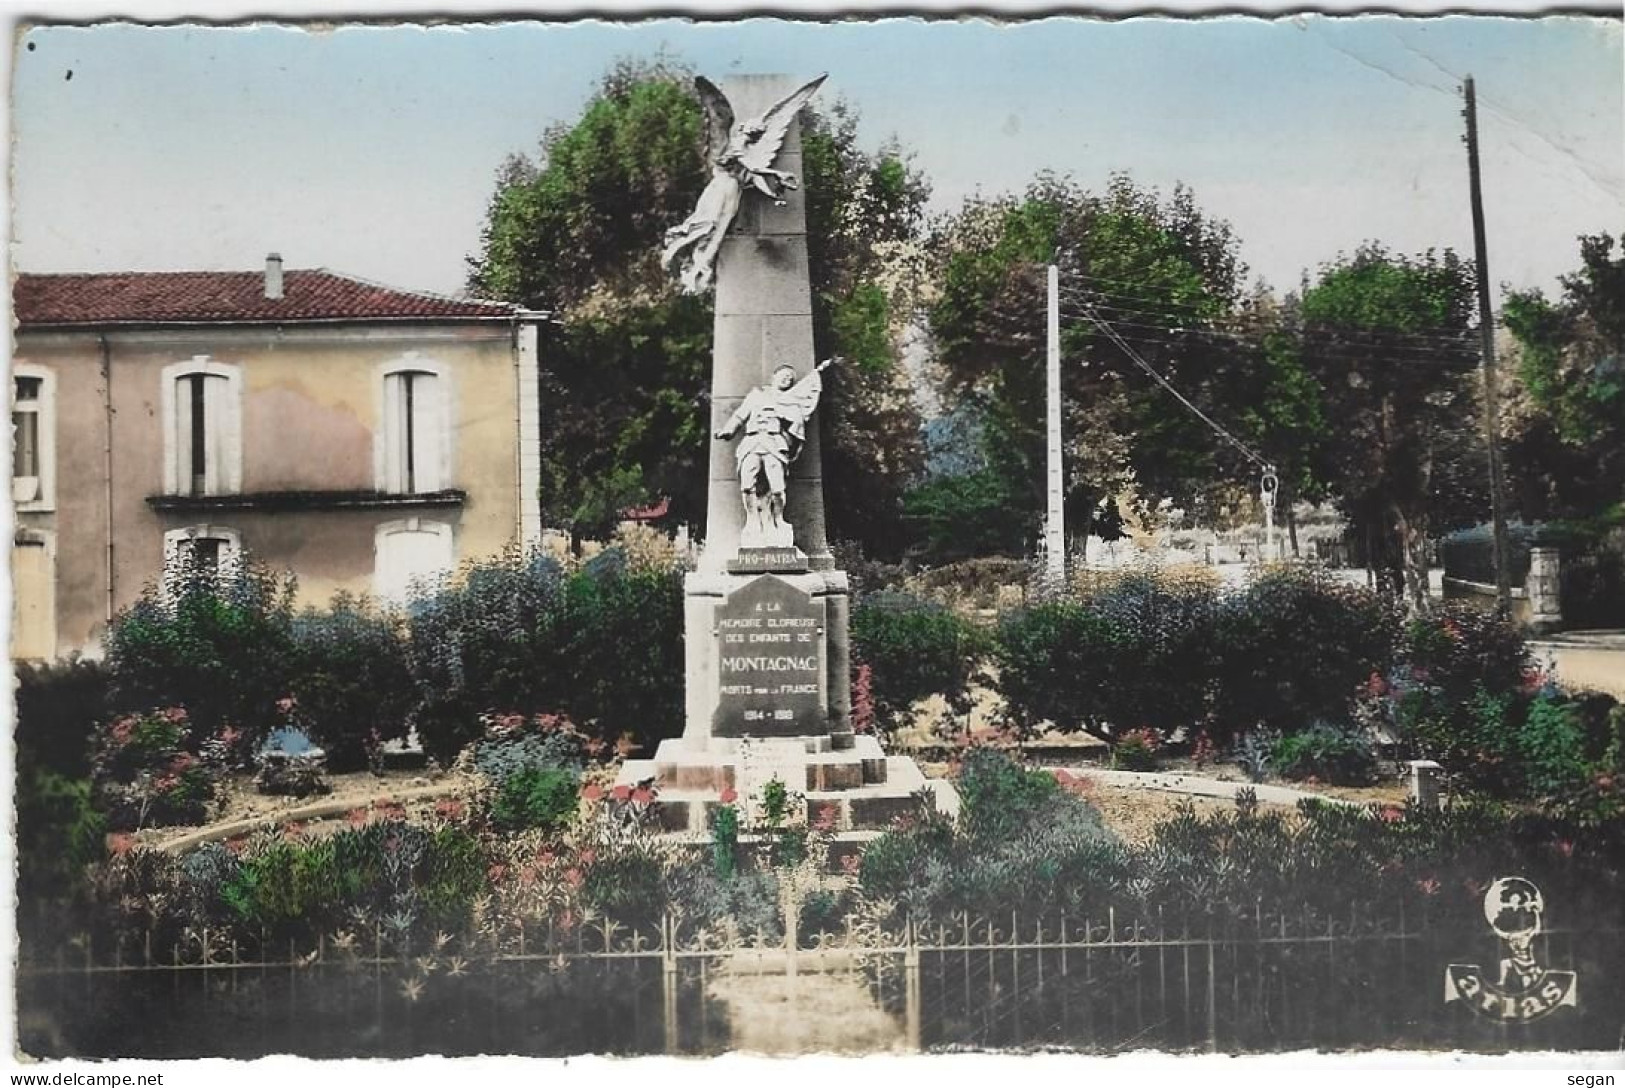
[[1054, 309, 1479, 370], [1057, 288, 1482, 351], [1066, 297, 1274, 472]]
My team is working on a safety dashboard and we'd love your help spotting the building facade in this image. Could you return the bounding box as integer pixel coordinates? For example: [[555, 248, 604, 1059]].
[[12, 258, 544, 660]]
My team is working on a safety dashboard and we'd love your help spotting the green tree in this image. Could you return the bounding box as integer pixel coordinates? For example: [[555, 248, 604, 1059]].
[[468, 61, 929, 552], [925, 174, 1252, 550], [1295, 244, 1484, 610], [1502, 233, 1625, 520]]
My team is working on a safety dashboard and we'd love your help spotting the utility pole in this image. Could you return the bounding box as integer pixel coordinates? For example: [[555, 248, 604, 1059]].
[[1464, 76, 1514, 615], [1044, 264, 1065, 595]]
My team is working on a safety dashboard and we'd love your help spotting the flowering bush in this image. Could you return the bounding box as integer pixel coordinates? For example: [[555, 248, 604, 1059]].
[[1111, 728, 1162, 772], [90, 709, 223, 830], [471, 713, 592, 831], [105, 558, 297, 747]]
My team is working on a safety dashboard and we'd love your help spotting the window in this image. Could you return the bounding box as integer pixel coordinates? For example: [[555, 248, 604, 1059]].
[[374, 518, 454, 605], [12, 367, 54, 509], [162, 357, 242, 496], [378, 356, 450, 494], [162, 525, 242, 593]]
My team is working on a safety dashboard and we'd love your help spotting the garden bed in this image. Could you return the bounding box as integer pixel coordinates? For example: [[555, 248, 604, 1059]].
[[129, 766, 479, 852]]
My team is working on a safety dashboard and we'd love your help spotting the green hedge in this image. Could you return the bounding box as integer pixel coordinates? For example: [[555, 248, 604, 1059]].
[[850, 593, 985, 736], [996, 568, 1398, 743]]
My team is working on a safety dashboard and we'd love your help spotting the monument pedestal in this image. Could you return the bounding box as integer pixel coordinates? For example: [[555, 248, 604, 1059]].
[[615, 564, 959, 864]]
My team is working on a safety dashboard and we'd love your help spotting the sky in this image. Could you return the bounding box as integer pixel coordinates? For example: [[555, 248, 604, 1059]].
[[8, 10, 1623, 303]]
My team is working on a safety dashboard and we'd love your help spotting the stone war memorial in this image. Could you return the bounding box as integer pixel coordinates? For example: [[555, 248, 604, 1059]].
[[616, 74, 958, 858]]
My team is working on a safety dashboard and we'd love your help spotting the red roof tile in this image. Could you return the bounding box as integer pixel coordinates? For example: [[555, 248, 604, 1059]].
[[14, 269, 518, 326]]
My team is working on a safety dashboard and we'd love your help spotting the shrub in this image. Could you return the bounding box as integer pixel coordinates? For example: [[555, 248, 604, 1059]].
[[287, 595, 413, 771], [995, 603, 1124, 736], [851, 593, 984, 737], [254, 754, 331, 798], [205, 819, 488, 941], [490, 768, 580, 832], [405, 548, 568, 764], [105, 558, 297, 746], [1519, 693, 1594, 801], [15, 657, 109, 779], [996, 571, 1220, 739], [16, 770, 106, 907], [553, 563, 684, 754], [1082, 571, 1218, 735], [1212, 568, 1398, 740], [906, 557, 1031, 612], [1234, 730, 1275, 783], [1269, 722, 1379, 785], [859, 747, 1130, 923], [1400, 604, 1529, 703], [1111, 728, 1162, 772], [90, 709, 222, 830], [582, 846, 667, 926], [406, 550, 684, 764]]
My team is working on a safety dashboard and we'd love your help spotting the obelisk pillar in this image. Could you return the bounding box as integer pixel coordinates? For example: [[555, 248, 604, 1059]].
[[683, 74, 849, 745]]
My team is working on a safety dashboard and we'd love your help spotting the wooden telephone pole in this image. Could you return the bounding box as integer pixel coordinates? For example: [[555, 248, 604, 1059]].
[[1464, 75, 1514, 614]]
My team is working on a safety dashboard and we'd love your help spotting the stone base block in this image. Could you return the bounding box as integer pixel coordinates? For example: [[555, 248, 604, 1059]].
[[615, 735, 960, 855]]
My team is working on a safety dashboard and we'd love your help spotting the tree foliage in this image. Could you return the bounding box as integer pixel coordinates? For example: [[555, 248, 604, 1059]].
[[468, 61, 928, 552], [1502, 232, 1625, 520], [1294, 244, 1484, 609], [924, 174, 1255, 546]]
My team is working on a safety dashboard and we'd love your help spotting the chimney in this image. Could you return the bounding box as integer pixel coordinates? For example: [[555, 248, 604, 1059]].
[[264, 252, 284, 300]]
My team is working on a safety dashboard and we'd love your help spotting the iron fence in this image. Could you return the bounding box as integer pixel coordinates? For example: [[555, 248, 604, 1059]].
[[17, 906, 1622, 1058]]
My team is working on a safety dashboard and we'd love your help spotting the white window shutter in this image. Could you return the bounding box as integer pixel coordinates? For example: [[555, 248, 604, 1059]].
[[203, 374, 239, 494], [411, 371, 443, 492], [174, 378, 194, 495], [383, 372, 406, 493]]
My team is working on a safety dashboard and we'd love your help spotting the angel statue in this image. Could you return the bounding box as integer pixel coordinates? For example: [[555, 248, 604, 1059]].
[[661, 74, 828, 294], [715, 358, 840, 549]]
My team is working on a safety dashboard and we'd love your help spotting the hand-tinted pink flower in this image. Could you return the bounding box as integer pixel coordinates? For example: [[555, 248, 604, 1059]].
[[347, 807, 370, 828], [1416, 877, 1441, 896], [578, 849, 597, 865], [564, 868, 584, 888], [537, 851, 556, 867], [107, 832, 136, 856], [487, 863, 507, 883], [161, 707, 189, 723], [580, 782, 604, 803], [1554, 839, 1575, 858], [612, 784, 632, 802], [719, 787, 738, 804], [813, 804, 838, 831], [1377, 805, 1404, 823], [224, 836, 248, 855], [839, 854, 861, 876], [631, 786, 654, 805], [282, 821, 306, 841], [434, 799, 465, 820]]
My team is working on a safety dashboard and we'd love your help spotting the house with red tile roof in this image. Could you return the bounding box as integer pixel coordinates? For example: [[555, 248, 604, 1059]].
[[11, 256, 547, 660]]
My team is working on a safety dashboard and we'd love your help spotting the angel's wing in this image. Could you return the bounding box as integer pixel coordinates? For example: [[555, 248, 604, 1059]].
[[694, 77, 735, 165], [736, 73, 827, 173]]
